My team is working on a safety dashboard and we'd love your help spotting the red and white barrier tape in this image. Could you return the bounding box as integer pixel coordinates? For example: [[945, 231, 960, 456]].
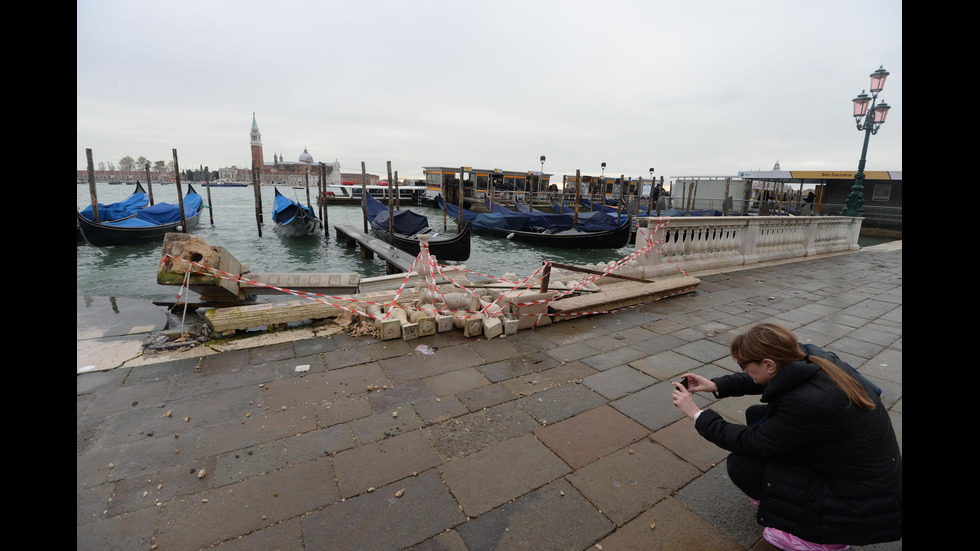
[[161, 217, 691, 323]]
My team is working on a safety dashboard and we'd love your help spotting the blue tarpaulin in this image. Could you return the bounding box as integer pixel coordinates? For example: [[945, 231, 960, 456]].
[[273, 192, 317, 226], [104, 192, 202, 228], [79, 191, 148, 222]]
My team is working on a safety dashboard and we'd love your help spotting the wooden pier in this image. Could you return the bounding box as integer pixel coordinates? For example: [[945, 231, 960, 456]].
[[334, 224, 417, 274]]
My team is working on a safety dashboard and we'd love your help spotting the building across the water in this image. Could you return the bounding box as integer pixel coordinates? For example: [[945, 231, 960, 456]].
[[735, 168, 902, 233], [421, 166, 555, 206], [248, 113, 343, 187]]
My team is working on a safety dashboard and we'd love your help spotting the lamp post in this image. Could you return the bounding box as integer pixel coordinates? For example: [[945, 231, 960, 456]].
[[599, 162, 606, 208], [843, 65, 892, 217], [647, 167, 656, 211], [539, 155, 546, 200]]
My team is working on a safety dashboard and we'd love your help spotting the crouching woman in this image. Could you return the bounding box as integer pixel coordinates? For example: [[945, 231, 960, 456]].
[[671, 323, 901, 550]]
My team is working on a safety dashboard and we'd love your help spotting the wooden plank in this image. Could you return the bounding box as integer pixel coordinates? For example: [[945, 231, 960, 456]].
[[205, 298, 353, 333], [204, 289, 418, 333], [547, 261, 651, 283], [240, 272, 360, 295], [334, 224, 416, 273], [548, 276, 701, 321]]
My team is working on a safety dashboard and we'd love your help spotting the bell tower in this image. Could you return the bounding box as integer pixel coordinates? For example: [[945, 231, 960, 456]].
[[250, 113, 264, 178]]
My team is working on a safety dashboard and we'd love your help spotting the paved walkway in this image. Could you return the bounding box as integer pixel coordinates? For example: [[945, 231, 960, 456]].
[[77, 243, 902, 551]]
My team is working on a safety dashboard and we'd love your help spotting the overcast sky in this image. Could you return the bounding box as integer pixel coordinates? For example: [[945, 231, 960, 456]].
[[77, 0, 902, 182]]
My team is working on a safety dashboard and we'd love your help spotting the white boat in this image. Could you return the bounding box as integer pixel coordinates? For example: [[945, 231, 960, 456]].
[[319, 182, 426, 205]]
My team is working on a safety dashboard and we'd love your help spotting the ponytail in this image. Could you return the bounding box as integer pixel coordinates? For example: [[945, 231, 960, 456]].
[[808, 355, 875, 409]]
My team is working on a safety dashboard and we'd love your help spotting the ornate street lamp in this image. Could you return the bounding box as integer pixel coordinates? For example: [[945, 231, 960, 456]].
[[540, 155, 546, 195], [843, 65, 893, 216], [599, 162, 607, 207]]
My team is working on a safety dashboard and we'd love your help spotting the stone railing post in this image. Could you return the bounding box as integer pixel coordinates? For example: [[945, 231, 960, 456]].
[[635, 218, 666, 268], [740, 218, 761, 266], [803, 217, 818, 256], [846, 217, 863, 250]]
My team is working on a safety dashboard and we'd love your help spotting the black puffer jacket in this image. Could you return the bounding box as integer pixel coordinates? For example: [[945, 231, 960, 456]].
[[694, 356, 902, 545]]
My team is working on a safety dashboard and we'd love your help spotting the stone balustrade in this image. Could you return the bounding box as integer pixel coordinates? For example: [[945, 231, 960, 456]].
[[631, 215, 863, 278]]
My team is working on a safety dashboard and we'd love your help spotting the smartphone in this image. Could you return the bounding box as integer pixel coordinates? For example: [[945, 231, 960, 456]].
[[679, 377, 689, 390]]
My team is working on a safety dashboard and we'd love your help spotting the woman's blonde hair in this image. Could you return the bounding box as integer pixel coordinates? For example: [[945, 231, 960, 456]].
[[729, 323, 875, 409]]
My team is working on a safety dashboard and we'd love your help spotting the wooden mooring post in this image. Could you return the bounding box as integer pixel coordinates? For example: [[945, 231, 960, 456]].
[[144, 162, 155, 205], [252, 160, 263, 237], [172, 149, 188, 233], [86, 148, 99, 222], [387, 161, 394, 244], [361, 161, 369, 233], [204, 165, 214, 225], [319, 162, 328, 236]]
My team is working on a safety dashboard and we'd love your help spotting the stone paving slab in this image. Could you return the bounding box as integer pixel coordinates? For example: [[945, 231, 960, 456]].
[[651, 417, 731, 472], [301, 469, 466, 551], [594, 496, 746, 550], [380, 343, 487, 380], [565, 438, 701, 526], [534, 405, 651, 469], [610, 381, 688, 432], [456, 381, 520, 412], [673, 460, 765, 549], [155, 456, 339, 550], [422, 401, 540, 462], [438, 433, 570, 517], [583, 364, 658, 399], [517, 382, 608, 426], [424, 367, 492, 396], [332, 430, 441, 498], [454, 478, 613, 551]]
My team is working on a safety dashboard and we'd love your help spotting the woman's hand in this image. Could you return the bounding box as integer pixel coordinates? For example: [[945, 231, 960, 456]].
[[671, 382, 701, 420], [681, 373, 717, 394]]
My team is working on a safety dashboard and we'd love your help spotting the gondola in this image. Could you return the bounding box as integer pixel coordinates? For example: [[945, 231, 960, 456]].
[[77, 185, 203, 247], [77, 181, 150, 243], [272, 187, 322, 237], [439, 195, 631, 250], [363, 192, 470, 261]]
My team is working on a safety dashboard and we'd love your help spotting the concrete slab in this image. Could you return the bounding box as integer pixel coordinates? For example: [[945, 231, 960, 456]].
[[584, 364, 658, 399], [154, 456, 339, 550], [301, 470, 465, 551], [610, 381, 687, 432], [455, 478, 613, 551], [438, 433, 570, 517], [517, 383, 608, 426], [595, 497, 746, 550], [424, 367, 491, 397], [332, 431, 441, 498], [566, 438, 702, 526], [651, 417, 731, 472], [456, 382, 520, 412], [422, 401, 540, 462], [673, 460, 766, 549], [534, 405, 650, 469]]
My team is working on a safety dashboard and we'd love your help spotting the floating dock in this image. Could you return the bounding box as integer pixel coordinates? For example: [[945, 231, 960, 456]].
[[333, 224, 416, 274]]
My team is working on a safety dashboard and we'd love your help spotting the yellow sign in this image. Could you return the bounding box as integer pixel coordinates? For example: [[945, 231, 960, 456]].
[[790, 171, 891, 180]]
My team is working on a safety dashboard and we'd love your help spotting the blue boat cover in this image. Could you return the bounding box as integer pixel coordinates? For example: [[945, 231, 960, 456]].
[[273, 191, 318, 226], [441, 196, 621, 232], [79, 190, 148, 222], [362, 193, 430, 236], [106, 192, 203, 228]]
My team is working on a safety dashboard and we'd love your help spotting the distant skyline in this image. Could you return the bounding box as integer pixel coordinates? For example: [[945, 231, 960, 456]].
[[77, 0, 902, 183]]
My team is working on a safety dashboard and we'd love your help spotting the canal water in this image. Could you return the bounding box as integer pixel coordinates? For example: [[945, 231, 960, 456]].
[[76, 183, 635, 303]]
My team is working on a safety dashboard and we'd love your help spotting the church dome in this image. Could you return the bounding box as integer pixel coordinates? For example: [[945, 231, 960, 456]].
[[299, 147, 313, 164]]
